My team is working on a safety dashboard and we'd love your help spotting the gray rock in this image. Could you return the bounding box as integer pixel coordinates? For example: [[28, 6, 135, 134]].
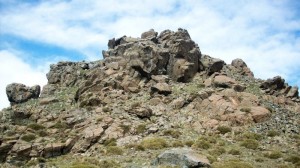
[[286, 86, 299, 98], [153, 148, 210, 167], [6, 83, 40, 104], [141, 29, 158, 39], [200, 55, 224, 76]]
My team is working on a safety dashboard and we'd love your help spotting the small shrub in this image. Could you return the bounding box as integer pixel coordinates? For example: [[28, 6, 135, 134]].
[[255, 157, 264, 162], [106, 146, 123, 155], [136, 124, 147, 134], [103, 138, 117, 146], [206, 155, 217, 163], [172, 140, 184, 147], [21, 134, 36, 142], [284, 154, 300, 164], [68, 162, 97, 168], [163, 129, 181, 138], [240, 139, 259, 149], [212, 160, 253, 168], [52, 121, 68, 129], [5, 130, 15, 137], [184, 140, 194, 147], [198, 135, 217, 144], [37, 130, 48, 137], [241, 132, 262, 141], [264, 151, 282, 159], [217, 126, 232, 134], [228, 149, 241, 155], [240, 107, 251, 113], [120, 124, 131, 134], [98, 160, 120, 168], [141, 137, 168, 150], [193, 140, 211, 149], [267, 130, 280, 137], [208, 147, 226, 156], [27, 123, 45, 131]]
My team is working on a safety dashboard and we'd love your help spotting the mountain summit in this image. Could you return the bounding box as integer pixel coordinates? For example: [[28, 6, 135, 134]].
[[1, 29, 299, 168]]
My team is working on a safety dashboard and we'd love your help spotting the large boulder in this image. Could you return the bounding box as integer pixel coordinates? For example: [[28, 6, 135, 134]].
[[200, 55, 224, 76], [6, 83, 40, 104], [153, 148, 210, 167], [231, 58, 254, 77]]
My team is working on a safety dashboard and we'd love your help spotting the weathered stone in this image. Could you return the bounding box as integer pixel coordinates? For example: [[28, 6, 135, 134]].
[[213, 75, 236, 88], [39, 97, 59, 105], [200, 55, 224, 76], [153, 148, 210, 167], [250, 106, 271, 123], [6, 83, 40, 104], [231, 58, 254, 77], [286, 86, 299, 98], [260, 76, 285, 90], [141, 29, 158, 39], [129, 107, 153, 119], [151, 83, 172, 96]]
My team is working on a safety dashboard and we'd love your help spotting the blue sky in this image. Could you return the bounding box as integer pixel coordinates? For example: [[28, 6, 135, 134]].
[[0, 0, 300, 109]]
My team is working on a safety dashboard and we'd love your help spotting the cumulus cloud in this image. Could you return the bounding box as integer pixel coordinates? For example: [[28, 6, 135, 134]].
[[0, 0, 299, 108]]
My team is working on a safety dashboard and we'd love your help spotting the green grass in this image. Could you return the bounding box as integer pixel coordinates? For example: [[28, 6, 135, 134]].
[[264, 151, 282, 159], [136, 124, 147, 134], [140, 137, 168, 150], [240, 139, 259, 149], [27, 123, 45, 131], [163, 129, 181, 138], [212, 160, 253, 168], [106, 146, 123, 155], [217, 126, 232, 134], [21, 133, 36, 142]]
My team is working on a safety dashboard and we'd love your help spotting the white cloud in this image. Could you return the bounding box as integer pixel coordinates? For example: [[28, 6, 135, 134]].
[[0, 0, 299, 105], [0, 50, 48, 110]]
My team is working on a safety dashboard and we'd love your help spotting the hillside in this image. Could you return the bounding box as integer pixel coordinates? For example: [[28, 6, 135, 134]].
[[0, 28, 299, 168]]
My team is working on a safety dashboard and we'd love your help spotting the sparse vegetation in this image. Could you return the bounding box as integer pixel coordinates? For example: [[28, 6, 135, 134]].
[[228, 149, 241, 155], [27, 123, 45, 131], [103, 138, 117, 146], [136, 124, 147, 134], [172, 140, 184, 147], [21, 133, 36, 142], [193, 139, 211, 149], [217, 126, 232, 134], [163, 129, 181, 138], [240, 107, 251, 113], [140, 137, 168, 150], [106, 146, 123, 155], [240, 139, 259, 149], [212, 160, 253, 168], [267, 130, 280, 137], [264, 151, 282, 159]]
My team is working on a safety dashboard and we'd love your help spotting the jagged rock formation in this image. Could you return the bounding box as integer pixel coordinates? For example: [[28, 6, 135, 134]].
[[1, 28, 299, 168]]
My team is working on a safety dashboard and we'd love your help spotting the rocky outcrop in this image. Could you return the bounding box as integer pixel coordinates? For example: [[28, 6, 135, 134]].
[[1, 28, 299, 167], [153, 148, 210, 167], [6, 83, 40, 104], [231, 58, 254, 77], [103, 28, 201, 82], [260, 76, 299, 99]]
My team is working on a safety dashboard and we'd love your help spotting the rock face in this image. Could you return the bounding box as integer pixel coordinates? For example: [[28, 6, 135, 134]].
[[153, 148, 210, 167], [6, 83, 40, 104], [103, 28, 201, 82]]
